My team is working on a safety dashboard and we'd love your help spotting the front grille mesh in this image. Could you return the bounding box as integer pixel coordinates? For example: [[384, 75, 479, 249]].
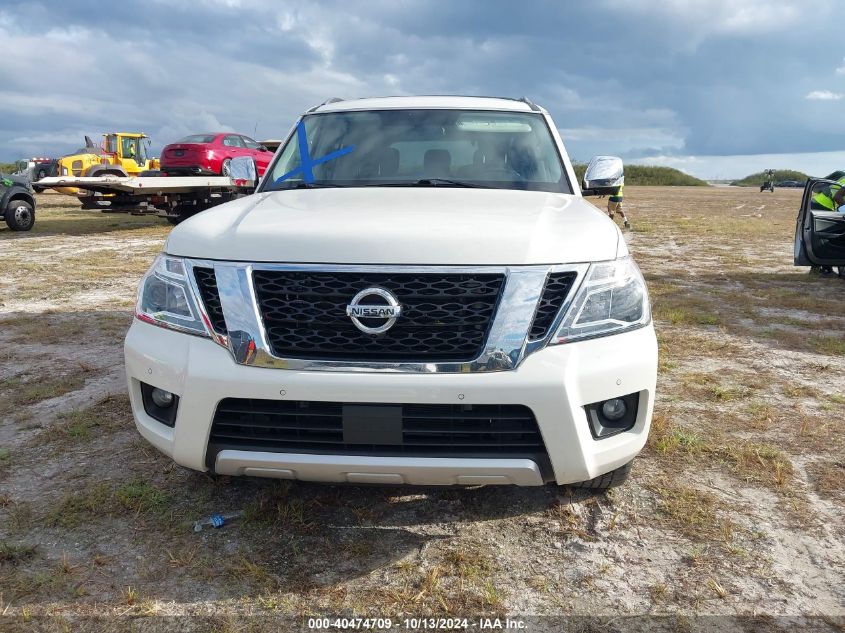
[[528, 272, 578, 340], [190, 266, 580, 359], [209, 399, 545, 457], [193, 267, 227, 334], [252, 271, 505, 362]]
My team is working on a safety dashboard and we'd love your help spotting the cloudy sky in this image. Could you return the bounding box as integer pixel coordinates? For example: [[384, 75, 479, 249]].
[[1, 0, 844, 178]]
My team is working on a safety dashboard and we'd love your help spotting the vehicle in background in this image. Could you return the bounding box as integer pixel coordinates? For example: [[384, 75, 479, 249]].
[[36, 173, 253, 224], [795, 177, 845, 278], [160, 133, 273, 177], [776, 180, 805, 188], [54, 133, 161, 207], [1, 172, 36, 231], [57, 133, 159, 179], [13, 157, 59, 191]]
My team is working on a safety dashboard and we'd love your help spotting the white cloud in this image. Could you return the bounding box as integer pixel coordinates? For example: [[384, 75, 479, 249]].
[[836, 58, 845, 74], [601, 0, 816, 37], [806, 90, 842, 100]]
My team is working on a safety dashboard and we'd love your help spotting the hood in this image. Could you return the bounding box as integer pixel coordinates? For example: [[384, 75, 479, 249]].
[[1, 173, 32, 188], [166, 188, 622, 265]]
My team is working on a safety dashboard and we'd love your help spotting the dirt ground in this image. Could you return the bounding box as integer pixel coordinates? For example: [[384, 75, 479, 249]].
[[0, 187, 843, 631]]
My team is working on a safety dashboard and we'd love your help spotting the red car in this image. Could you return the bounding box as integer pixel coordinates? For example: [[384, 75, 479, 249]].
[[160, 133, 274, 177]]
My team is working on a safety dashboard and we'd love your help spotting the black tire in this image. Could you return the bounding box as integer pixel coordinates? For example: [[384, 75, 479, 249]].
[[571, 460, 633, 491], [139, 170, 164, 177], [5, 199, 35, 231], [166, 216, 181, 225], [838, 267, 845, 279]]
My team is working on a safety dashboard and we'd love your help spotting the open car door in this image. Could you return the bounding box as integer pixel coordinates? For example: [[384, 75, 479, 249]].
[[794, 178, 845, 270]]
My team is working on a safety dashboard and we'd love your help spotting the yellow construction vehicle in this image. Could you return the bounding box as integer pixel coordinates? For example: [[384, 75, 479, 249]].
[[55, 133, 160, 203]]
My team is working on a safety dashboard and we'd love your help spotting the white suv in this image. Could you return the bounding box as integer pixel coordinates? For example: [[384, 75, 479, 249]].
[[124, 96, 657, 489]]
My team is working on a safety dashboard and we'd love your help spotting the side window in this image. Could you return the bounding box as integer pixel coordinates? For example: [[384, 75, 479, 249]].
[[122, 137, 138, 158], [223, 135, 245, 148], [241, 136, 261, 150]]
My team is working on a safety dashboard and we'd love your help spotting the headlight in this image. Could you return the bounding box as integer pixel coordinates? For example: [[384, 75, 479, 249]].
[[135, 255, 210, 337], [552, 256, 650, 343]]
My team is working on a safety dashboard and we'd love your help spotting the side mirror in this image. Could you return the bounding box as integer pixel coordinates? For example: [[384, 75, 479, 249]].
[[229, 156, 258, 191], [582, 155, 624, 196], [258, 145, 269, 152]]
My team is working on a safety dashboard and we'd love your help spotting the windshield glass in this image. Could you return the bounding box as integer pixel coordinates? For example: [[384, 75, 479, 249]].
[[265, 109, 570, 193]]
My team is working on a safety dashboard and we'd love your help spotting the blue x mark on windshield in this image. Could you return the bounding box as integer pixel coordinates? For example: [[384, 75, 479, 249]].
[[274, 120, 355, 185]]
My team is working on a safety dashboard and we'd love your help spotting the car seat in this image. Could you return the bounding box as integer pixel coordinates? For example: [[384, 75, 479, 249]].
[[423, 149, 451, 178]]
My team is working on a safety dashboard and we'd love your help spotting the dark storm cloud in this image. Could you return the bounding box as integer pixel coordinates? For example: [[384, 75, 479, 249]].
[[1, 0, 843, 166]]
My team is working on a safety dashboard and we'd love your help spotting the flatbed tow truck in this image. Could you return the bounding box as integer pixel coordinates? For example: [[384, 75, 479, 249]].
[[35, 174, 252, 224]]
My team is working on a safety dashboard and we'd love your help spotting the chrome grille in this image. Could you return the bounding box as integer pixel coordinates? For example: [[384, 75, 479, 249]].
[[528, 272, 578, 340], [251, 271, 505, 362], [193, 267, 227, 335]]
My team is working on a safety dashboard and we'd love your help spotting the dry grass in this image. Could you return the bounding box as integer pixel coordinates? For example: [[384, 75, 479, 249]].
[[43, 478, 173, 529], [48, 395, 131, 445], [0, 372, 86, 420], [647, 478, 728, 542], [648, 413, 794, 490], [807, 461, 845, 501]]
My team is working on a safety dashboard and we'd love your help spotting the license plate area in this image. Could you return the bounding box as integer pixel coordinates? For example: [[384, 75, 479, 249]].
[[342, 405, 402, 445]]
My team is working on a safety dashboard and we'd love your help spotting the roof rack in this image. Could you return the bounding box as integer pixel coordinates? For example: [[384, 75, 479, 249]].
[[486, 95, 541, 111], [517, 96, 540, 111], [306, 97, 344, 113]]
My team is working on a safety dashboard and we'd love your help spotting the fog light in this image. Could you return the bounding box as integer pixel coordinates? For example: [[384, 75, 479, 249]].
[[601, 398, 627, 421], [141, 382, 180, 427], [585, 392, 640, 439], [151, 388, 175, 408]]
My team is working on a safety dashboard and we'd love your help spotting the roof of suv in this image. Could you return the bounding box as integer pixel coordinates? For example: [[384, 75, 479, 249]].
[[309, 95, 547, 114]]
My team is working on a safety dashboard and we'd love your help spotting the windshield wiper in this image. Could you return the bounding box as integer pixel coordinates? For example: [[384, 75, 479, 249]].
[[414, 178, 483, 188], [368, 178, 485, 188]]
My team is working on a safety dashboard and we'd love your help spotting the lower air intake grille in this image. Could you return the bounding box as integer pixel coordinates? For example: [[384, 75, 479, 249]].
[[208, 399, 546, 460], [528, 272, 578, 340], [193, 267, 227, 334]]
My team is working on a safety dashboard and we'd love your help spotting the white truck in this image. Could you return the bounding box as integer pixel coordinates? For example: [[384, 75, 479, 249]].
[[124, 96, 658, 489]]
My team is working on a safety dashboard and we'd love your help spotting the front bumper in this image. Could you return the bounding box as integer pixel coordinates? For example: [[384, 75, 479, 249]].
[[124, 320, 657, 486]]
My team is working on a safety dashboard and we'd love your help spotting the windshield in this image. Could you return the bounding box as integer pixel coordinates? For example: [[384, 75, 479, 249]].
[[264, 109, 570, 193]]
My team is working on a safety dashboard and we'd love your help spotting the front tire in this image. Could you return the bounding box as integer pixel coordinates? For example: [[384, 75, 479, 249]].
[[571, 460, 633, 491], [221, 159, 231, 177], [5, 200, 35, 231]]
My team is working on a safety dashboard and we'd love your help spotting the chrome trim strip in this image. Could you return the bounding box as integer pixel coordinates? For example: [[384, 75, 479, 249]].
[[184, 260, 588, 373]]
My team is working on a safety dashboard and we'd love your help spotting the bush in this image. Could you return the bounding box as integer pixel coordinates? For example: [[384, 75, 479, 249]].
[[732, 170, 808, 187], [572, 163, 707, 187]]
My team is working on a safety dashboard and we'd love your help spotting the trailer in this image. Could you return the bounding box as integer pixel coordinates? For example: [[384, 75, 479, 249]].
[[35, 174, 252, 224]]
